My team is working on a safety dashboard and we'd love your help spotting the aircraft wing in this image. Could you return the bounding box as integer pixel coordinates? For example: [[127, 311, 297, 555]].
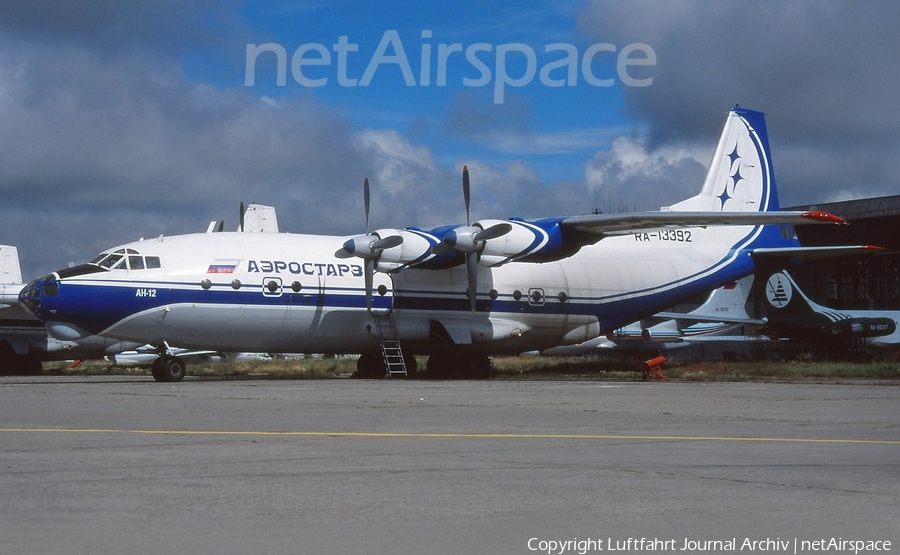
[[560, 210, 847, 236], [751, 245, 884, 260]]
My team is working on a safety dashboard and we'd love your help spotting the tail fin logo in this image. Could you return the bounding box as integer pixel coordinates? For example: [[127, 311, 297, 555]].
[[765, 272, 793, 308], [717, 144, 747, 209]]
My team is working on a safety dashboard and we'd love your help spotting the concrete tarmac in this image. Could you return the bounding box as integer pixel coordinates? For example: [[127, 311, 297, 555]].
[[1, 377, 897, 555]]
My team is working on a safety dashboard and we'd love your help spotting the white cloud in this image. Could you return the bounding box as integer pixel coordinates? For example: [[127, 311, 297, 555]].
[[584, 136, 708, 211]]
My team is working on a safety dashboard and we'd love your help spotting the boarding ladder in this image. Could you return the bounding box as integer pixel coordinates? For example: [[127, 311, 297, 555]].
[[374, 314, 407, 377]]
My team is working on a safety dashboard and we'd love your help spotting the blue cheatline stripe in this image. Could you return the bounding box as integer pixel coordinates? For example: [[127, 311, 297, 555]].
[[53, 256, 760, 337]]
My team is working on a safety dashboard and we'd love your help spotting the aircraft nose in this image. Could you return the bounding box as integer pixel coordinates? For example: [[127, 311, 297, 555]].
[[18, 277, 44, 317], [18, 273, 62, 317]]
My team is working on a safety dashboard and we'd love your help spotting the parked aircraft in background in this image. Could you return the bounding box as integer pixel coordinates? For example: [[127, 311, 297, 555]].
[[758, 270, 900, 356], [207, 202, 279, 234], [20, 107, 865, 381], [535, 275, 767, 355], [1, 246, 139, 373]]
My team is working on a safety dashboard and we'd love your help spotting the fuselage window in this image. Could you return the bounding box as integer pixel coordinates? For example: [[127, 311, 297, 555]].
[[129, 256, 145, 270], [145, 256, 161, 269]]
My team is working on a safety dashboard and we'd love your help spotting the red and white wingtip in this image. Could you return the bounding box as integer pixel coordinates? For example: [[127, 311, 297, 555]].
[[801, 211, 849, 224]]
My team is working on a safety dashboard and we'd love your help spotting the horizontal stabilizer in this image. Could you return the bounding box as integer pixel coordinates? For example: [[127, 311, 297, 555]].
[[655, 311, 765, 326], [562, 210, 847, 237]]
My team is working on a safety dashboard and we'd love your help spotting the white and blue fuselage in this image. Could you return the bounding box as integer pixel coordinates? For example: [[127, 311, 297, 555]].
[[25, 224, 761, 354], [19, 107, 847, 373]]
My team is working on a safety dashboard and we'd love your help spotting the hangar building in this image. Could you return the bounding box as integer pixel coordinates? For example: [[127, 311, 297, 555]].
[[790, 194, 900, 311]]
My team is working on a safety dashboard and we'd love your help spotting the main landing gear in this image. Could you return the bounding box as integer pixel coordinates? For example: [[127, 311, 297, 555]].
[[356, 351, 418, 379], [425, 352, 492, 379], [151, 355, 186, 382], [355, 351, 492, 379]]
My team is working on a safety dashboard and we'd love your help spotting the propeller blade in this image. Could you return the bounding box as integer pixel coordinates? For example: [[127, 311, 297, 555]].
[[463, 165, 471, 226], [363, 178, 371, 234], [466, 251, 478, 312], [365, 258, 374, 312], [474, 222, 512, 242], [239, 201, 245, 232], [371, 235, 403, 251]]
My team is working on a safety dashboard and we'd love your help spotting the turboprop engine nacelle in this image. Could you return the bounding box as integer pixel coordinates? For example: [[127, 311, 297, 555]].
[[372, 229, 441, 272], [475, 219, 557, 267]]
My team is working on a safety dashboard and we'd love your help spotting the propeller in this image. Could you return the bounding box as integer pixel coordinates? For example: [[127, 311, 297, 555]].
[[339, 178, 403, 311], [432, 166, 512, 312]]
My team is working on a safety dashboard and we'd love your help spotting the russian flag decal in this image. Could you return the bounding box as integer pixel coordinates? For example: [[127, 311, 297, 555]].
[[207, 259, 239, 274]]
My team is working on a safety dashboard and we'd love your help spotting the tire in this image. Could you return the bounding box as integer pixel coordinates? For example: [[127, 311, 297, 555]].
[[151, 358, 165, 382], [152, 356, 185, 382], [163, 357, 186, 382], [355, 352, 386, 379], [402, 354, 418, 378], [426, 353, 492, 379]]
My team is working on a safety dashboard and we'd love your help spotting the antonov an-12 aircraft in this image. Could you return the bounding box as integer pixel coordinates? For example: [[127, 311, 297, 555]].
[[19, 107, 864, 381]]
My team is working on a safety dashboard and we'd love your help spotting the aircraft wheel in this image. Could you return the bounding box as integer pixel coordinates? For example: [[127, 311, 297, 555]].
[[0, 355, 42, 375], [462, 355, 492, 379], [402, 354, 418, 378], [22, 356, 43, 375], [150, 358, 165, 381], [425, 354, 452, 379], [426, 353, 492, 379], [163, 357, 186, 382], [152, 356, 186, 382], [355, 352, 386, 379]]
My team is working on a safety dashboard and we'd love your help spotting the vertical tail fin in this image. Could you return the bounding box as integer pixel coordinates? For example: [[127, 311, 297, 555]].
[[668, 106, 780, 213], [1, 245, 24, 307], [1, 245, 22, 285], [685, 275, 755, 321], [756, 270, 827, 318], [240, 204, 279, 233]]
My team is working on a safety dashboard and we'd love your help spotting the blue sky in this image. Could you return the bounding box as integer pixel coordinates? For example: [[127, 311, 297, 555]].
[[1, 1, 898, 278], [227, 1, 635, 180]]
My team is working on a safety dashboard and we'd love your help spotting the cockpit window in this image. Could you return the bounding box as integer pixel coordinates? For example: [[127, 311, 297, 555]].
[[44, 281, 59, 297], [128, 256, 145, 270], [96, 254, 124, 269], [90, 250, 161, 271]]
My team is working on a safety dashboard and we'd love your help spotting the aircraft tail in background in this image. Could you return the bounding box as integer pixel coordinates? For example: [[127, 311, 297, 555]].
[[673, 275, 760, 325], [1, 245, 24, 307], [757, 270, 899, 348]]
